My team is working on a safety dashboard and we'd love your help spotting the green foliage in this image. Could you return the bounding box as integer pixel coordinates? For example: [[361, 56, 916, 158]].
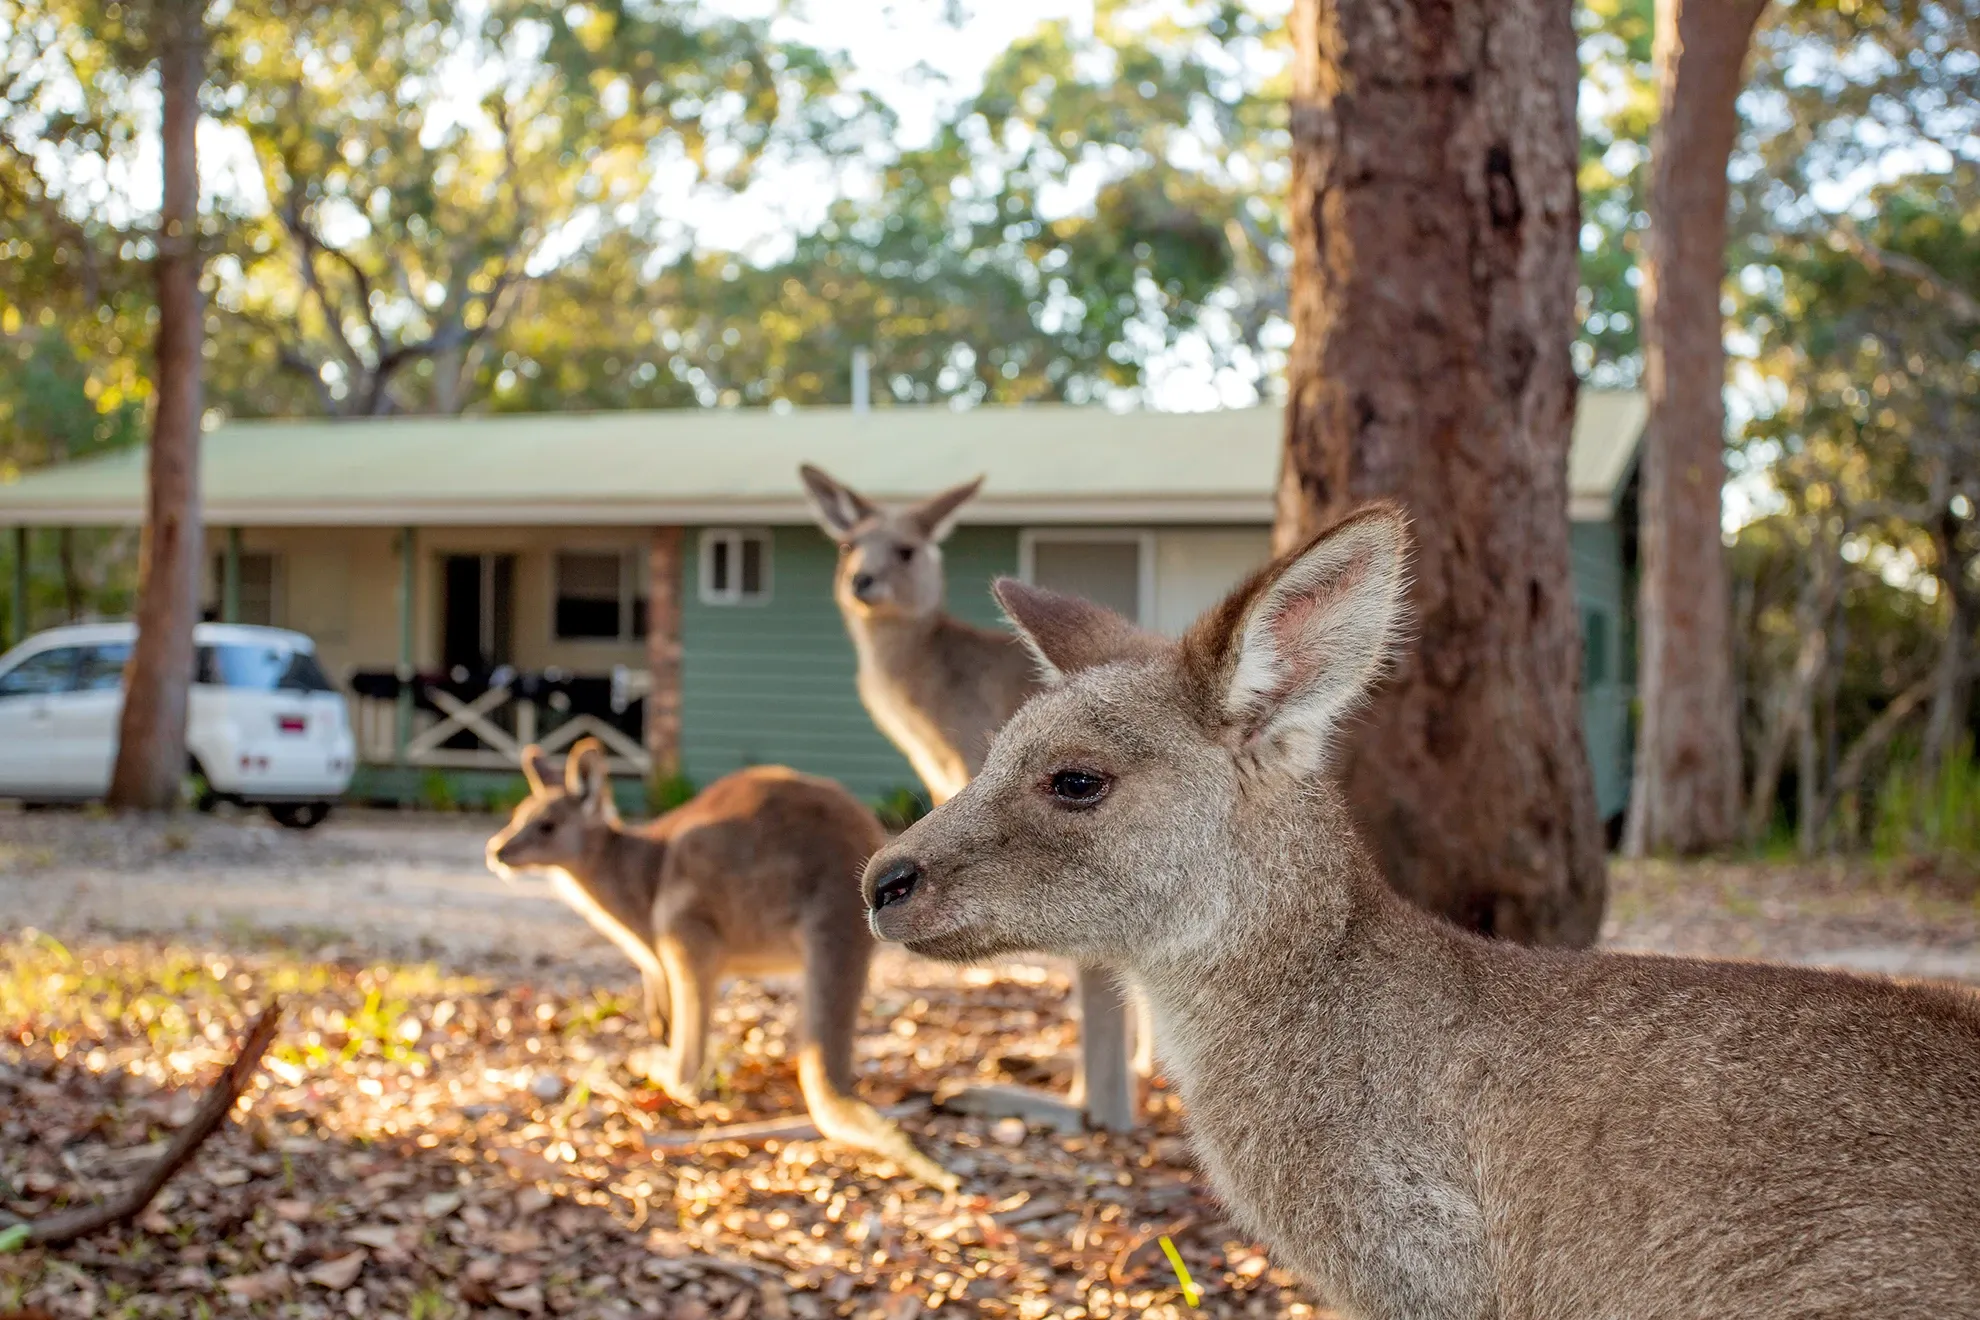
[[1573, 0, 1655, 383], [874, 786, 931, 833], [417, 770, 459, 814], [1874, 742, 1980, 859], [647, 771, 697, 816]]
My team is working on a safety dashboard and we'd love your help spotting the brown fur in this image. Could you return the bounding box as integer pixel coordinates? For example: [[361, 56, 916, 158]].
[[865, 506, 1980, 1317], [487, 739, 955, 1191], [797, 464, 1038, 802], [799, 463, 1148, 1122]]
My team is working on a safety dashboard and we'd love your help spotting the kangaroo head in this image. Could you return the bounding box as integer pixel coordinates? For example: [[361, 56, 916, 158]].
[[486, 738, 619, 876], [861, 503, 1411, 966], [799, 463, 984, 620]]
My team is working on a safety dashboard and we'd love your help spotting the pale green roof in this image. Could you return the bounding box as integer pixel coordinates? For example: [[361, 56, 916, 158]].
[[0, 395, 1642, 527]]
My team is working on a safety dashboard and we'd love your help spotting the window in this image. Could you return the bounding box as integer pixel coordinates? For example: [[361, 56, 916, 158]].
[[699, 530, 772, 605], [75, 642, 132, 692], [554, 551, 647, 641], [1019, 530, 1154, 625], [198, 643, 336, 692], [1583, 609, 1610, 686], [0, 647, 79, 697], [209, 552, 279, 626]]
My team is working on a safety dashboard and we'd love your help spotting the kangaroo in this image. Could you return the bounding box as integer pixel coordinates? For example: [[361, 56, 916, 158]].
[[486, 738, 956, 1192], [863, 504, 1980, 1319], [798, 463, 1143, 1130]]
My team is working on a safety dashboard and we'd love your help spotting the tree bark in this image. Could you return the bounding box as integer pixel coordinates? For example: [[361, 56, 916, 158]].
[[108, 2, 205, 812], [1622, 0, 1768, 857], [1276, 0, 1604, 945]]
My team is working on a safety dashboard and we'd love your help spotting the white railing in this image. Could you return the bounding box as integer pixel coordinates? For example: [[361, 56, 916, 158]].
[[354, 673, 651, 775]]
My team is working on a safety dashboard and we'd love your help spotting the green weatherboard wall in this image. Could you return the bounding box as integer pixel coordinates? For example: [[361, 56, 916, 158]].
[[677, 520, 1633, 820], [677, 524, 1019, 802], [1570, 519, 1633, 823]]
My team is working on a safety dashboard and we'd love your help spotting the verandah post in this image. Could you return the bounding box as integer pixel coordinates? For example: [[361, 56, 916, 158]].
[[7, 527, 25, 648], [221, 526, 242, 623], [396, 526, 416, 762], [645, 525, 684, 793]]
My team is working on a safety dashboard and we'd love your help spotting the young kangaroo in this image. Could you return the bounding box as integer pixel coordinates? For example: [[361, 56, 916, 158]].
[[798, 463, 1143, 1130], [863, 505, 1980, 1319], [487, 738, 956, 1192]]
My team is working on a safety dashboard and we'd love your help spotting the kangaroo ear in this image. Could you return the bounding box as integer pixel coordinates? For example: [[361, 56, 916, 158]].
[[799, 464, 878, 538], [906, 475, 983, 543], [564, 738, 618, 821], [520, 744, 554, 795], [994, 578, 1164, 681], [1182, 502, 1411, 776]]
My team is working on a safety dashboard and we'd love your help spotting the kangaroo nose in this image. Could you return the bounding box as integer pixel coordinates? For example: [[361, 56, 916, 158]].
[[852, 572, 877, 597], [869, 858, 921, 911]]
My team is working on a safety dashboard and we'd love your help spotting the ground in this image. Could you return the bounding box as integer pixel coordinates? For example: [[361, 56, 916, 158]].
[[1, 808, 1976, 1320]]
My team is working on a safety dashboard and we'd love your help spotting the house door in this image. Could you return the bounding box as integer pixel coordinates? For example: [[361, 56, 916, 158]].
[[440, 554, 515, 677]]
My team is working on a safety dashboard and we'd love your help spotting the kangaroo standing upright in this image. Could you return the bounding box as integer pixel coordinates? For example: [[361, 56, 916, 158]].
[[487, 738, 955, 1191], [864, 505, 1980, 1318], [799, 463, 1140, 1131]]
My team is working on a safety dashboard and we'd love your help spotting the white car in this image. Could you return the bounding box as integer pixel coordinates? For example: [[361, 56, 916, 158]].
[[0, 622, 356, 828]]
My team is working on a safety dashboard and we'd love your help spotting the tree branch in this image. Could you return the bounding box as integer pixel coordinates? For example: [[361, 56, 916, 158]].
[[2, 1003, 282, 1247], [1832, 221, 1980, 326]]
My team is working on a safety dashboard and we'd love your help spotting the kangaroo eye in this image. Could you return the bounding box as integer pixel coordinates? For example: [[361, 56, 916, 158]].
[[1047, 769, 1110, 808], [896, 545, 914, 563]]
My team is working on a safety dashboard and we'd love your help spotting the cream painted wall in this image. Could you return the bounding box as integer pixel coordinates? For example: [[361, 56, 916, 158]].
[[1151, 527, 1272, 636], [236, 526, 652, 679]]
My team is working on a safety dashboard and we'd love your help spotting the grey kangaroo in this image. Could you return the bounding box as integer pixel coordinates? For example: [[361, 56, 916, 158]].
[[487, 738, 956, 1191], [798, 462, 1143, 1130], [863, 503, 1980, 1318]]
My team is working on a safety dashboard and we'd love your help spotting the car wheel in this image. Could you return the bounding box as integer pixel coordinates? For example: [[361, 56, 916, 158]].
[[268, 802, 332, 830]]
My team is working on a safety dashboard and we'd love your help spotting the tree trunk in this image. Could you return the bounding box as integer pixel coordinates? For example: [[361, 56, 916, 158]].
[[1276, 0, 1604, 945], [1922, 512, 1974, 778], [1744, 535, 1835, 843], [1622, 0, 1767, 857], [108, 3, 205, 812]]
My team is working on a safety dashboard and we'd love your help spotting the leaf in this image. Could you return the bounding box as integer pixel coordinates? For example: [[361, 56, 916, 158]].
[[220, 1267, 291, 1302], [301, 1249, 367, 1291], [1159, 1234, 1201, 1307], [0, 1224, 30, 1253]]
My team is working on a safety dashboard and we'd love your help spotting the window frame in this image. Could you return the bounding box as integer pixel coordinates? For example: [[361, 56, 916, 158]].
[[552, 547, 648, 643], [1016, 528, 1157, 628], [698, 528, 774, 607]]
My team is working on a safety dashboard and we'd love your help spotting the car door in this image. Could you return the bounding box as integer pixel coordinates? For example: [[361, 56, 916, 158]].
[[0, 646, 82, 798], [54, 641, 133, 796]]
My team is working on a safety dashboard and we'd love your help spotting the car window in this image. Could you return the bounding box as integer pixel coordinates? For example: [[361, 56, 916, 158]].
[[0, 647, 81, 697], [279, 649, 336, 693], [75, 642, 133, 692], [197, 642, 335, 693]]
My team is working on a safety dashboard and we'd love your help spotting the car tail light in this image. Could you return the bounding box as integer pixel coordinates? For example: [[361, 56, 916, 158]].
[[278, 715, 307, 735]]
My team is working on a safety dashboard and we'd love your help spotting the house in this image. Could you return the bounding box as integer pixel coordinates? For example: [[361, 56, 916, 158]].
[[0, 395, 1644, 822]]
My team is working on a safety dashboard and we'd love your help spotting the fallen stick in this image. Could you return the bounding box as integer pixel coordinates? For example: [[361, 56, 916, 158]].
[[646, 1099, 930, 1152], [2, 1001, 283, 1247]]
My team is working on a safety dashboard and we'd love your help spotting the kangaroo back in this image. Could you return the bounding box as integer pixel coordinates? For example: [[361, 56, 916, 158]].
[[488, 739, 954, 1189]]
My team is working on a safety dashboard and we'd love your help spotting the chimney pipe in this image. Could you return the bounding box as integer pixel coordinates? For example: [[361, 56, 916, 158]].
[[851, 347, 872, 414]]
